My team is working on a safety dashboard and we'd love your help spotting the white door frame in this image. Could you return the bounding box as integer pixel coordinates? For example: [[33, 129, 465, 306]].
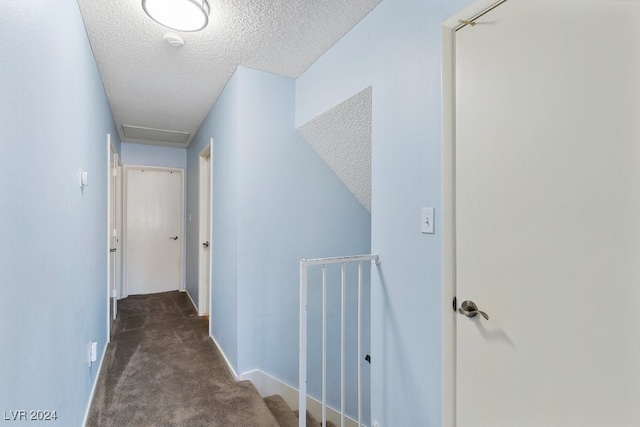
[[198, 139, 213, 315], [114, 158, 123, 302], [107, 134, 118, 342], [111, 151, 122, 308], [122, 165, 185, 297], [107, 134, 112, 342], [441, 1, 510, 425]]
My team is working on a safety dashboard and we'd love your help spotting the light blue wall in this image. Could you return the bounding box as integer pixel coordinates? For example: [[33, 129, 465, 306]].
[[120, 142, 187, 170], [186, 67, 371, 403], [296, 0, 472, 425], [0, 1, 119, 425], [187, 72, 240, 369], [234, 67, 371, 389]]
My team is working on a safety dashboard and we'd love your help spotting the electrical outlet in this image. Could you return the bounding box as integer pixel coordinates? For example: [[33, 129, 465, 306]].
[[421, 207, 435, 234]]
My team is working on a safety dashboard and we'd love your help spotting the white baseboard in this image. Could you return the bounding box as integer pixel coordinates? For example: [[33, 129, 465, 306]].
[[239, 369, 366, 427], [82, 340, 109, 427], [210, 334, 238, 380], [183, 289, 198, 313]]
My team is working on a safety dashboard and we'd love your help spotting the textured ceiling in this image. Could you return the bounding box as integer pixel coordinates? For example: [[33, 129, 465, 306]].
[[76, 0, 381, 147], [297, 87, 372, 212]]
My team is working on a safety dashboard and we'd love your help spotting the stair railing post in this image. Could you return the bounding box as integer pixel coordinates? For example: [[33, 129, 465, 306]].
[[299, 260, 308, 427], [357, 260, 363, 427], [322, 264, 327, 427], [341, 262, 346, 427]]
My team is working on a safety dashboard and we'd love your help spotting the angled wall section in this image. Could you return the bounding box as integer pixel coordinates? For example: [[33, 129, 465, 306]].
[[297, 87, 372, 212]]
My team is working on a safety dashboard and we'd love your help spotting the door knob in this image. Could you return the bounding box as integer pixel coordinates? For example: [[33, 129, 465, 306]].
[[202, 241, 209, 248], [458, 300, 489, 320], [170, 236, 178, 240]]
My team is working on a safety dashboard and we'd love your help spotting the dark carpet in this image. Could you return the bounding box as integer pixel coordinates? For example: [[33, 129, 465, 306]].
[[86, 291, 279, 427]]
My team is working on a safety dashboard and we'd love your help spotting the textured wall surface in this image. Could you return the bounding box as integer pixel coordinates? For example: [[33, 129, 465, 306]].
[[76, 0, 381, 147], [296, 0, 474, 425], [297, 87, 372, 212], [0, 0, 119, 425]]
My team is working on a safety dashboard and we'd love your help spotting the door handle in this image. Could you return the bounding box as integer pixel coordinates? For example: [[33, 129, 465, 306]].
[[170, 236, 178, 240], [110, 248, 117, 253], [457, 300, 489, 320], [202, 241, 209, 248]]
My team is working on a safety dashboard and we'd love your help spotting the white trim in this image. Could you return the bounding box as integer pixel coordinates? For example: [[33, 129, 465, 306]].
[[82, 340, 109, 427], [210, 334, 237, 380], [122, 165, 185, 296], [114, 162, 123, 301], [441, 2, 510, 426], [441, 22, 457, 427], [106, 135, 113, 343], [300, 254, 379, 266], [198, 139, 213, 315], [183, 288, 198, 313], [240, 369, 366, 427]]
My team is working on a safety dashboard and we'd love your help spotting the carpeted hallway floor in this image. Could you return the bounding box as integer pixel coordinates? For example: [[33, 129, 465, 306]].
[[86, 291, 280, 427]]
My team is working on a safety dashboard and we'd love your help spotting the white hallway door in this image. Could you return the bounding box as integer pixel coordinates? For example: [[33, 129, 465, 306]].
[[125, 166, 183, 295], [455, 0, 640, 426]]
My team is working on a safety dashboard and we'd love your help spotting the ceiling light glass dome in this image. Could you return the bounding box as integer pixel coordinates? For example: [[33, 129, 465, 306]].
[[142, 0, 210, 32]]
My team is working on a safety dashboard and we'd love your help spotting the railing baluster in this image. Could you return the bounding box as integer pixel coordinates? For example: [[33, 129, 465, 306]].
[[357, 261, 363, 427], [299, 261, 308, 427], [322, 264, 327, 427], [341, 262, 346, 427], [299, 254, 378, 427]]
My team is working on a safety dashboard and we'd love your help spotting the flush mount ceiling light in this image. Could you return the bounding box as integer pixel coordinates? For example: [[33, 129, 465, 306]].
[[142, 0, 210, 32]]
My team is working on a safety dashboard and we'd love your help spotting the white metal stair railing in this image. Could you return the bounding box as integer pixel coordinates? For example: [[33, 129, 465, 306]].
[[299, 254, 380, 427]]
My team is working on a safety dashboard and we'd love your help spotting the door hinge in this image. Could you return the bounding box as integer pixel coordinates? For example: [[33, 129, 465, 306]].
[[111, 167, 118, 177]]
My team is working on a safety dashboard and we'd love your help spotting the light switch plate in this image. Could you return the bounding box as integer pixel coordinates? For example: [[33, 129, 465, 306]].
[[421, 207, 435, 234]]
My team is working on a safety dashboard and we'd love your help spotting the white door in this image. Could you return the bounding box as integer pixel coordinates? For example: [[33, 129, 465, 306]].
[[125, 167, 183, 295], [455, 1, 640, 425]]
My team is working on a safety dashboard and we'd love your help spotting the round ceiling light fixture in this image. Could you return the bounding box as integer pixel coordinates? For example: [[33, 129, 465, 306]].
[[142, 0, 210, 32]]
